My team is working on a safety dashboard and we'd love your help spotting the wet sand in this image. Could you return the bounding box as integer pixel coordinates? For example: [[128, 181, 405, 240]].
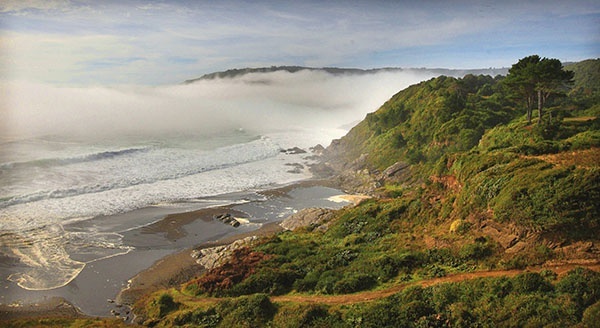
[[117, 221, 284, 306], [0, 180, 350, 318]]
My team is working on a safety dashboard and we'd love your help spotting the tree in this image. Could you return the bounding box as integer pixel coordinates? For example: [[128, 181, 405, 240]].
[[504, 55, 573, 124], [504, 55, 540, 123], [534, 58, 574, 123]]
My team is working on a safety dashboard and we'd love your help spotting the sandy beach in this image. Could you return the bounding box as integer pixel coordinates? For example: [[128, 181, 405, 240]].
[[0, 179, 352, 318]]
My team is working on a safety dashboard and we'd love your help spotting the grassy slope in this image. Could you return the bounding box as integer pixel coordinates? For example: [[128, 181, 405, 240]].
[[132, 61, 600, 327], [131, 62, 600, 327], [12, 61, 598, 327]]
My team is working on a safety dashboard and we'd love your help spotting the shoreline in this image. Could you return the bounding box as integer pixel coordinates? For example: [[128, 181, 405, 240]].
[[0, 178, 352, 319], [117, 178, 353, 305], [117, 221, 285, 306]]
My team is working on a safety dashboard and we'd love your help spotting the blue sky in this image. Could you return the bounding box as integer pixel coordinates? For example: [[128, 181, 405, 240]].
[[1, 0, 598, 85]]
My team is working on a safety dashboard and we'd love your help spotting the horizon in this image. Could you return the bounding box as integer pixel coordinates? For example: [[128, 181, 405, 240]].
[[1, 0, 599, 86]]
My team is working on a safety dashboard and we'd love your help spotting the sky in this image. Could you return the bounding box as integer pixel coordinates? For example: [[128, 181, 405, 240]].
[[0, 0, 599, 86]]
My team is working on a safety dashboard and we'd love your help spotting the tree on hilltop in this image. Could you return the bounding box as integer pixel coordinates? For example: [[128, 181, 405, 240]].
[[505, 55, 574, 124]]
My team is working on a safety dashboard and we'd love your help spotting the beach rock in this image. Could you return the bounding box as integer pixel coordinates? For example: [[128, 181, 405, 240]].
[[310, 144, 325, 155], [285, 163, 304, 174], [279, 208, 335, 231], [214, 213, 241, 227], [281, 147, 307, 154], [191, 236, 258, 270]]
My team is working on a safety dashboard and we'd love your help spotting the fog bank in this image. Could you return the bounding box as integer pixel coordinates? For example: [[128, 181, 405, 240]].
[[1, 70, 439, 141]]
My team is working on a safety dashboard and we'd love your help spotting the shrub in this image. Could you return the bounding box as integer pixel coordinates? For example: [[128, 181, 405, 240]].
[[459, 239, 494, 261], [371, 255, 406, 281], [273, 304, 331, 328], [333, 273, 377, 294], [582, 301, 600, 327], [556, 267, 600, 317], [173, 308, 221, 327], [146, 292, 178, 319], [565, 130, 600, 150], [344, 299, 399, 328], [217, 294, 277, 328], [293, 271, 320, 292], [449, 219, 471, 234], [315, 270, 342, 294], [511, 272, 553, 294], [231, 267, 300, 296], [184, 247, 271, 296]]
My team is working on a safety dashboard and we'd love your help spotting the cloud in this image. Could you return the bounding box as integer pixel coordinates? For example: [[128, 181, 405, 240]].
[[0, 0, 598, 85], [0, 69, 438, 140], [0, 0, 71, 13]]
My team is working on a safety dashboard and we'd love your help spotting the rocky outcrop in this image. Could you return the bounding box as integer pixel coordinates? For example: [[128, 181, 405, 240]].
[[309, 144, 325, 155], [333, 169, 381, 195], [481, 223, 520, 249], [281, 147, 307, 154], [279, 208, 335, 231], [191, 236, 257, 270], [314, 138, 414, 194], [379, 161, 413, 186]]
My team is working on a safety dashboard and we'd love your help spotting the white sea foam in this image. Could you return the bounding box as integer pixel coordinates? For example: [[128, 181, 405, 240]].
[[1, 224, 132, 290], [0, 130, 327, 290]]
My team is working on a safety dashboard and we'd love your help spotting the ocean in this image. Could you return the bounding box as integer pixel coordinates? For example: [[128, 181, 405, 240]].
[[0, 70, 436, 311], [0, 128, 344, 291]]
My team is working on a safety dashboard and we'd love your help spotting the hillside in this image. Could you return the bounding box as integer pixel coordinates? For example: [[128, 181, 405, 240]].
[[183, 66, 508, 83], [566, 59, 600, 115], [11, 58, 597, 327], [566, 58, 600, 95], [121, 57, 600, 327]]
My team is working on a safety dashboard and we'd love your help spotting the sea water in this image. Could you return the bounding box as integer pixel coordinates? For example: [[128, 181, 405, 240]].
[[0, 128, 341, 291], [0, 70, 436, 296]]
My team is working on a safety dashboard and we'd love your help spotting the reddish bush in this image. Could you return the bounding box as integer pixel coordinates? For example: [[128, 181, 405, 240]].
[[187, 247, 272, 295]]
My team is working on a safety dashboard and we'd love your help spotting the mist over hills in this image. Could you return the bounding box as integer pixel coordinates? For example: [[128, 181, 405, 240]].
[[184, 66, 509, 84]]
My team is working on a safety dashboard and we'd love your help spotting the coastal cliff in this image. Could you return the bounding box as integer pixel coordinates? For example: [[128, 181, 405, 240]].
[[123, 57, 599, 327], [129, 57, 600, 327], [5, 58, 599, 327]]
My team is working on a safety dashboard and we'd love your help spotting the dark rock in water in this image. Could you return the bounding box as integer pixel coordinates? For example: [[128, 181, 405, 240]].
[[282, 147, 307, 154], [310, 144, 325, 154], [285, 163, 304, 174], [214, 213, 241, 227]]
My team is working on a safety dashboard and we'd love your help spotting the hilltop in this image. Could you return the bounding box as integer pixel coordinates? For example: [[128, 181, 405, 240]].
[[183, 66, 508, 84]]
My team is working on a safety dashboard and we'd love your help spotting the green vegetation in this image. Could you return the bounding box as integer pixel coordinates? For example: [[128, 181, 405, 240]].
[[332, 73, 514, 169], [140, 267, 600, 327], [504, 55, 574, 124], [17, 56, 595, 327], [131, 55, 599, 327], [341, 269, 600, 328]]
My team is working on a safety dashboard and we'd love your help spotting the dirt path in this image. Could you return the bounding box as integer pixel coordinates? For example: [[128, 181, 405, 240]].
[[271, 262, 600, 305], [523, 147, 599, 169], [177, 262, 600, 306]]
